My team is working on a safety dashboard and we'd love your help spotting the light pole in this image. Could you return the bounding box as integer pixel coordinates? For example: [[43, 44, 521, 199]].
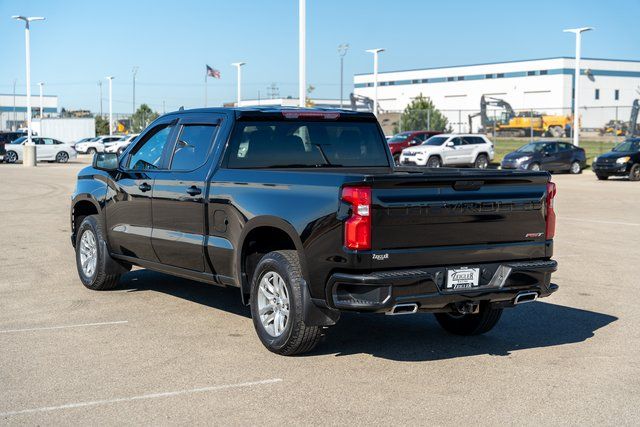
[[231, 62, 246, 107], [338, 44, 349, 108], [38, 82, 44, 118], [564, 27, 593, 147], [298, 0, 306, 107], [132, 66, 138, 118], [12, 79, 16, 130], [13, 15, 45, 167], [106, 76, 114, 135], [366, 48, 385, 117]]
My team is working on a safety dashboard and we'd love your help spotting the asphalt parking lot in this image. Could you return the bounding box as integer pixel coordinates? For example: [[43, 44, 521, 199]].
[[1, 157, 639, 425]]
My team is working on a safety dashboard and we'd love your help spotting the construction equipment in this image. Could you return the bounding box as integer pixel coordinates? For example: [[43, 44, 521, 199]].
[[350, 93, 376, 113], [599, 99, 639, 137], [469, 95, 572, 137]]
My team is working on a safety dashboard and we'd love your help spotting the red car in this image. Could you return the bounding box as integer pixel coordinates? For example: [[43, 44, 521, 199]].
[[387, 130, 441, 162]]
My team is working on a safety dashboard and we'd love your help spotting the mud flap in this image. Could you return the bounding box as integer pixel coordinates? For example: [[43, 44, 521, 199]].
[[301, 279, 340, 326]]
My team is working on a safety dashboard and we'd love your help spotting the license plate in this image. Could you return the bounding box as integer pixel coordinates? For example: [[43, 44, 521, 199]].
[[446, 267, 480, 290]]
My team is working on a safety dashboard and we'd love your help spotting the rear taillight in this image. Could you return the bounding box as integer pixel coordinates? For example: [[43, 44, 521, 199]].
[[341, 186, 371, 250], [545, 182, 557, 239]]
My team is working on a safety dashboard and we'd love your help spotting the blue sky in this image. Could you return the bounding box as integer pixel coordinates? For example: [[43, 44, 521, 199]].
[[1, 0, 638, 113]]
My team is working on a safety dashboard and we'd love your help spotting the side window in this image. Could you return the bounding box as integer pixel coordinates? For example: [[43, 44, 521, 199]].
[[543, 143, 558, 153], [451, 137, 464, 146], [34, 138, 44, 145], [127, 125, 174, 170], [558, 143, 573, 151], [170, 125, 217, 170], [43, 138, 55, 145]]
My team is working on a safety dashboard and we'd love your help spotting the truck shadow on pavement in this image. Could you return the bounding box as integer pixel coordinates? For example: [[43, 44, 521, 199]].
[[117, 269, 617, 361]]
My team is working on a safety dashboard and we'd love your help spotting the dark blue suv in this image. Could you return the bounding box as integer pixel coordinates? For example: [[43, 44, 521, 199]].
[[592, 138, 640, 181]]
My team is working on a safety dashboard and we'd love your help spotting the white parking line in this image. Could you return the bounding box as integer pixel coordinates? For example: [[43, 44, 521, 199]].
[[0, 379, 283, 417], [0, 321, 128, 334], [561, 217, 640, 227]]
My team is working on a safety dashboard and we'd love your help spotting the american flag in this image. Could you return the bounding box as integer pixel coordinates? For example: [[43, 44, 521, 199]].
[[206, 65, 221, 79]]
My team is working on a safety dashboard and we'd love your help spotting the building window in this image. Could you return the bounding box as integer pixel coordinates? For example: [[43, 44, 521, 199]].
[[485, 74, 494, 79], [595, 89, 600, 100], [447, 77, 455, 82], [527, 71, 536, 76], [457, 76, 465, 81], [615, 89, 619, 100], [421, 79, 429, 83], [540, 70, 548, 75], [388, 81, 395, 86], [497, 73, 505, 78], [412, 79, 420, 84]]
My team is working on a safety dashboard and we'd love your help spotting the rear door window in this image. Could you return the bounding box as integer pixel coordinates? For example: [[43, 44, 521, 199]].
[[226, 120, 388, 168], [169, 125, 217, 170]]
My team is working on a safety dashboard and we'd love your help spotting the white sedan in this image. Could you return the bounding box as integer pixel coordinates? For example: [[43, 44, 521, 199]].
[[74, 135, 123, 155], [104, 133, 139, 154], [4, 136, 77, 164]]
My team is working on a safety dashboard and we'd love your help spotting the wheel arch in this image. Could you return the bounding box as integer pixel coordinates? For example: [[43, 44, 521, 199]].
[[71, 196, 102, 247], [236, 216, 308, 304]]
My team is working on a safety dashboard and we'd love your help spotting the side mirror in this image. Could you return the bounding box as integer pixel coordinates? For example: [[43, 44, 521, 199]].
[[445, 141, 454, 147], [93, 152, 119, 171]]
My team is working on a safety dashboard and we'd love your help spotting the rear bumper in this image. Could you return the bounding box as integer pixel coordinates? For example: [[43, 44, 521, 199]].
[[324, 259, 558, 313]]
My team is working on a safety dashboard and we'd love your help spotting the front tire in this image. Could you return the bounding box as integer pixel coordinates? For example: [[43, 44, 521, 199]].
[[569, 161, 581, 174], [528, 162, 541, 171], [75, 215, 122, 290], [426, 156, 442, 168], [629, 164, 640, 181], [87, 147, 97, 156], [434, 302, 503, 335], [250, 250, 323, 355], [56, 151, 69, 163], [596, 174, 609, 181]]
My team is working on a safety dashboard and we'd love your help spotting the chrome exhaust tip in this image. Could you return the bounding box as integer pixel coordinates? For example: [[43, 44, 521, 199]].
[[514, 291, 538, 305], [386, 303, 419, 315]]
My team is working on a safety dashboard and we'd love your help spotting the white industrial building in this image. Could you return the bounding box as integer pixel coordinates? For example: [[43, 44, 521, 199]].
[[0, 93, 58, 131], [354, 57, 640, 132]]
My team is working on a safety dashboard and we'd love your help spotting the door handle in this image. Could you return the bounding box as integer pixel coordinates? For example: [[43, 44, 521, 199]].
[[186, 186, 202, 196], [138, 182, 152, 192]]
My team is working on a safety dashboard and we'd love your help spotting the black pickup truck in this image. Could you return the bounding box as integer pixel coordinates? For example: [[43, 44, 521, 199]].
[[71, 107, 558, 355]]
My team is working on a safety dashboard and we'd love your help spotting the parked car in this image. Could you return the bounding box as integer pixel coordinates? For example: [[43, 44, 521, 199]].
[[4, 136, 77, 163], [592, 138, 640, 181], [387, 130, 441, 163], [0, 131, 26, 163], [71, 107, 558, 355], [104, 134, 139, 154], [74, 135, 123, 154], [399, 134, 495, 168], [501, 141, 586, 173]]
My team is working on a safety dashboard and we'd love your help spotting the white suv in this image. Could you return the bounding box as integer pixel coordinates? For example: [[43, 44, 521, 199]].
[[399, 134, 494, 168], [104, 134, 139, 154]]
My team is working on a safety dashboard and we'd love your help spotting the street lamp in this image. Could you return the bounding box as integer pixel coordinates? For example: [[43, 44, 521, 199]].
[[12, 15, 45, 167], [132, 66, 138, 118], [564, 27, 593, 147], [106, 76, 114, 135], [338, 44, 349, 108], [298, 0, 306, 107], [366, 48, 385, 117], [38, 82, 44, 119], [231, 62, 246, 107]]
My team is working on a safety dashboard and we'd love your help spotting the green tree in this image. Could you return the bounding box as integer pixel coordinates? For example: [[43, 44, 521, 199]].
[[131, 104, 159, 132], [95, 115, 109, 135], [399, 94, 449, 132]]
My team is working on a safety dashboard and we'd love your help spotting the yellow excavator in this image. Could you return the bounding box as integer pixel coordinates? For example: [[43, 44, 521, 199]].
[[600, 99, 639, 137], [469, 96, 573, 137]]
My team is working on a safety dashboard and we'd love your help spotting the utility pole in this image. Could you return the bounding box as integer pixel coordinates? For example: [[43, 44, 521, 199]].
[[366, 48, 385, 117], [298, 0, 306, 107], [106, 76, 114, 135], [12, 79, 17, 131], [231, 62, 246, 107], [98, 81, 103, 117], [13, 15, 45, 167], [338, 44, 349, 108], [38, 82, 44, 118], [564, 27, 593, 147], [132, 66, 138, 118]]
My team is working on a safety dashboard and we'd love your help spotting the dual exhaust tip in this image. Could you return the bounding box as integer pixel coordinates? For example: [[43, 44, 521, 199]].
[[386, 291, 538, 315]]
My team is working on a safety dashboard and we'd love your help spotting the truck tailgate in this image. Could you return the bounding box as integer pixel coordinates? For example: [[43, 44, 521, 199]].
[[365, 170, 550, 251]]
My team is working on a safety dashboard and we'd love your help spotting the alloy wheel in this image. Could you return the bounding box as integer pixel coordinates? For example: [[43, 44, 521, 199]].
[[257, 271, 290, 337], [79, 230, 98, 278]]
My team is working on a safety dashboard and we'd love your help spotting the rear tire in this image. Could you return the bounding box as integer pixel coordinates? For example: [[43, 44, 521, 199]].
[[56, 151, 69, 163], [474, 154, 489, 169], [250, 250, 324, 355], [629, 164, 640, 181], [75, 215, 122, 290], [434, 302, 503, 335], [5, 150, 18, 164], [87, 147, 97, 156], [426, 156, 442, 168], [596, 174, 609, 181]]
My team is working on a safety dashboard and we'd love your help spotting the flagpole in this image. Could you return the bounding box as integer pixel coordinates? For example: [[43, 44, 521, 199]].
[[204, 68, 207, 107]]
